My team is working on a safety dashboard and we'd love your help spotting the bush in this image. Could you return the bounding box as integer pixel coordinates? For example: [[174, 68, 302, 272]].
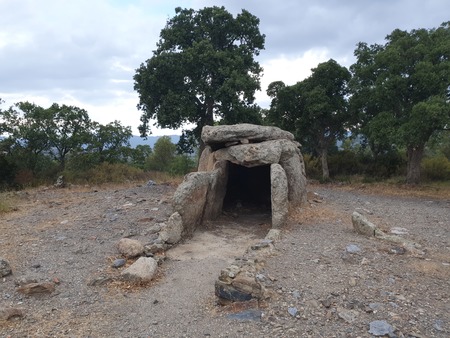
[[422, 156, 450, 181], [303, 154, 321, 179]]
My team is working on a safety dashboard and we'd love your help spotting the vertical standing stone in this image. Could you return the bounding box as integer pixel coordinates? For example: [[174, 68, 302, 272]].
[[271, 164, 289, 228]]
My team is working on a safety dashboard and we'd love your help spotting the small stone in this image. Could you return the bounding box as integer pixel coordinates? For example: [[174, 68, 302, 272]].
[[146, 180, 156, 186], [112, 258, 126, 268], [346, 244, 361, 253], [389, 246, 406, 255], [434, 319, 444, 331], [292, 290, 301, 299], [121, 257, 158, 282], [0, 258, 12, 277], [321, 296, 333, 308], [349, 277, 357, 286], [227, 309, 262, 322], [390, 227, 409, 235], [368, 320, 395, 337], [117, 238, 144, 258], [288, 307, 298, 317], [337, 307, 359, 323]]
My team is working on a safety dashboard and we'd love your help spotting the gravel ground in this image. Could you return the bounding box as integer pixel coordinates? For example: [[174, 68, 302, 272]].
[[0, 182, 449, 337]]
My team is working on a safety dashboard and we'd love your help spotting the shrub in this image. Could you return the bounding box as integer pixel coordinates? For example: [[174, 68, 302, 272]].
[[422, 156, 450, 181], [303, 154, 321, 179]]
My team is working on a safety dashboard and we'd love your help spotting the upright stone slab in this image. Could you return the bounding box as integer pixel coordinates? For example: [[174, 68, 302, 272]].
[[203, 161, 228, 221], [270, 164, 289, 228], [172, 171, 213, 237]]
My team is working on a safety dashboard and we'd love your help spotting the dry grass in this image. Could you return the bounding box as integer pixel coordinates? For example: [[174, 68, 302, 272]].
[[0, 193, 18, 214], [312, 180, 450, 200]]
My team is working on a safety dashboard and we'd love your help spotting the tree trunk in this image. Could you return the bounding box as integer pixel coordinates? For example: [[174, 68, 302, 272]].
[[406, 145, 424, 185], [320, 148, 330, 180]]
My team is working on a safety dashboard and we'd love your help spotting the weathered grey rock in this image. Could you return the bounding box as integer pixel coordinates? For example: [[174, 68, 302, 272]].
[[172, 171, 213, 237], [265, 229, 281, 242], [203, 162, 228, 221], [337, 307, 359, 323], [231, 274, 263, 298], [54, 175, 65, 188], [271, 164, 288, 228], [215, 280, 252, 301], [214, 140, 283, 167], [144, 243, 168, 255], [112, 258, 126, 268], [288, 307, 298, 317], [121, 257, 157, 282], [280, 152, 307, 206], [159, 212, 183, 244], [227, 309, 262, 322], [346, 244, 361, 253], [352, 211, 377, 236], [202, 124, 295, 144], [117, 238, 144, 258], [17, 282, 55, 295], [0, 257, 12, 277], [198, 146, 214, 171], [368, 320, 395, 337]]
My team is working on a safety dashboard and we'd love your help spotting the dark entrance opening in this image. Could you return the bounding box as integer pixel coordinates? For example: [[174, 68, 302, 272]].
[[223, 162, 271, 213]]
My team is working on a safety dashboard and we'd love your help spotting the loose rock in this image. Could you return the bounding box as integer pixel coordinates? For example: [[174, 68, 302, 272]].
[[121, 257, 157, 282], [369, 320, 395, 337], [117, 238, 144, 258], [0, 257, 12, 277]]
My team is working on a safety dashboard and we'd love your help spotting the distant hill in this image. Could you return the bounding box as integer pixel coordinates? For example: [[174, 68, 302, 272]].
[[129, 135, 180, 149], [0, 135, 180, 149]]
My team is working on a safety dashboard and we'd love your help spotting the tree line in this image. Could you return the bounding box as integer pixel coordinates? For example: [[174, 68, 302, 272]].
[[134, 7, 449, 184], [0, 101, 195, 189], [1, 6, 449, 188]]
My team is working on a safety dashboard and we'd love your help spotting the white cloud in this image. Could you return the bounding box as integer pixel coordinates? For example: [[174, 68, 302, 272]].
[[1, 0, 449, 137], [256, 49, 332, 108]]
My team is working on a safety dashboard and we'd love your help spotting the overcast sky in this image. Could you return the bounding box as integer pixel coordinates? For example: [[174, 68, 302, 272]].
[[1, 0, 448, 135]]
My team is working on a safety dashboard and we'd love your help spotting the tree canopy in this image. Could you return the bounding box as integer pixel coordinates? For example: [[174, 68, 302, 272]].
[[350, 22, 450, 184], [267, 59, 352, 179], [134, 6, 265, 151]]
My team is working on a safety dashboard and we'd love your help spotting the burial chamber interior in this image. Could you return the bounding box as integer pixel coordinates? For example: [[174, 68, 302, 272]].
[[222, 162, 272, 213]]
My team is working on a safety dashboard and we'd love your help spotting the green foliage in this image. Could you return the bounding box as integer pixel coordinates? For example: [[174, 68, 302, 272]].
[[169, 154, 196, 176], [421, 156, 450, 180], [350, 22, 450, 184], [0, 100, 135, 189], [134, 6, 265, 151], [145, 136, 177, 171], [303, 154, 321, 180], [88, 121, 132, 163], [266, 59, 353, 179], [128, 144, 153, 169]]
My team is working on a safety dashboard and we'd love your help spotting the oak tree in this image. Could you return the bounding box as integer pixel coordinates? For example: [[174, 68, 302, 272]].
[[134, 6, 265, 151], [350, 22, 450, 184]]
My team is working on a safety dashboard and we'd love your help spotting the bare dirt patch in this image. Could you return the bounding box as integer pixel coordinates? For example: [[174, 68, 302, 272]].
[[1, 181, 449, 337]]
